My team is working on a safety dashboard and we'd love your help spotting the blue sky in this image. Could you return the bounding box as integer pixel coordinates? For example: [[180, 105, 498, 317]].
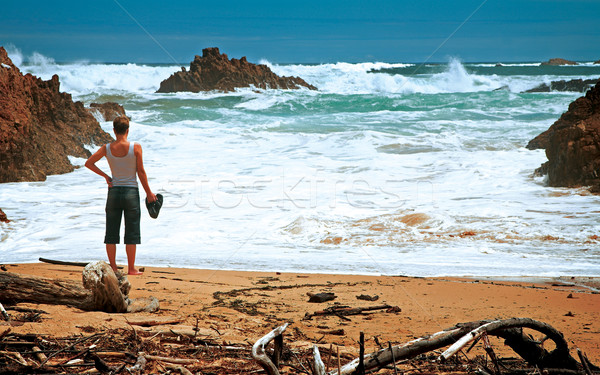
[[1, 0, 599, 63]]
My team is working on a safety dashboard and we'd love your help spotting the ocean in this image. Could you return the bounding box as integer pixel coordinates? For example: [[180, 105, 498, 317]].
[[1, 50, 599, 277]]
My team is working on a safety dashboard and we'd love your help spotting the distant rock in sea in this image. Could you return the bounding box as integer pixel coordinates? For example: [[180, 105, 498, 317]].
[[0, 46, 112, 183], [527, 81, 600, 192], [594, 59, 600, 65], [525, 78, 599, 93], [157, 47, 317, 93], [540, 58, 577, 66], [87, 102, 127, 122]]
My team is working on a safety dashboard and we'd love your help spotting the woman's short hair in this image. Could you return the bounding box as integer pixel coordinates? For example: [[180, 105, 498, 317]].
[[113, 116, 130, 135]]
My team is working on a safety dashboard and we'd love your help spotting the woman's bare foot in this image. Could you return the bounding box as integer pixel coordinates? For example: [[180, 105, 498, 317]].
[[128, 269, 143, 275]]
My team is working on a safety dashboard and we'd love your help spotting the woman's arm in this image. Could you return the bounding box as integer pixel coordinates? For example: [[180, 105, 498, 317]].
[[85, 146, 112, 187], [134, 143, 157, 202]]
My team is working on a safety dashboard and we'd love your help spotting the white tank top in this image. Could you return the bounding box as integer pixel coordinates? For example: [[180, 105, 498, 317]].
[[106, 142, 138, 187]]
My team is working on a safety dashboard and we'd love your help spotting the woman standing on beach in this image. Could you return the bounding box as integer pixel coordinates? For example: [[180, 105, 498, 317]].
[[85, 116, 157, 275]]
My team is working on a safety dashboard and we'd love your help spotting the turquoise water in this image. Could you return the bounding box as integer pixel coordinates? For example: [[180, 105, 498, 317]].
[[0, 54, 599, 277]]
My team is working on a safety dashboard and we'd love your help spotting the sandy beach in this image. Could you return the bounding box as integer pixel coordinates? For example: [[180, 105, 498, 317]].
[[3, 1, 600, 373], [1, 261, 598, 372]]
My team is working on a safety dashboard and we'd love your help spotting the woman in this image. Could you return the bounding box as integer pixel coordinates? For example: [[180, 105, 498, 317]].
[[85, 116, 156, 275]]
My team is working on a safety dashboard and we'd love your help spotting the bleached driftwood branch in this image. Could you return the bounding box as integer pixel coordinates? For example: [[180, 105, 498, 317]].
[[440, 319, 500, 360], [313, 345, 326, 375], [330, 324, 469, 375], [0, 302, 10, 321], [252, 323, 289, 375]]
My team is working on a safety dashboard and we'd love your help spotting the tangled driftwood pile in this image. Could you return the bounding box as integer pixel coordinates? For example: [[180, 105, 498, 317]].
[[253, 319, 599, 375], [0, 318, 597, 374]]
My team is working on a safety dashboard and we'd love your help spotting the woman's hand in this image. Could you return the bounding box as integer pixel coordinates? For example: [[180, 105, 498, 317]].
[[147, 192, 157, 203], [105, 176, 113, 187]]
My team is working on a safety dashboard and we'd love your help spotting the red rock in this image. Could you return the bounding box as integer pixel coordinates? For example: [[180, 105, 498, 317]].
[[528, 81, 600, 190], [88, 102, 127, 122], [0, 46, 112, 183], [540, 58, 578, 66], [157, 47, 317, 93], [0, 208, 9, 223]]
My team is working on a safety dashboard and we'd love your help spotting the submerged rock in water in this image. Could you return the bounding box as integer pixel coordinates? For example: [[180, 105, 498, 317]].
[[525, 78, 599, 93], [0, 46, 112, 183], [540, 58, 578, 66], [527, 82, 600, 191], [0, 208, 9, 223], [157, 47, 317, 93], [87, 102, 127, 122]]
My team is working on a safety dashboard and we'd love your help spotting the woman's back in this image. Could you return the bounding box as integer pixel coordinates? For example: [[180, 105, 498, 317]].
[[106, 141, 138, 187], [109, 141, 131, 157]]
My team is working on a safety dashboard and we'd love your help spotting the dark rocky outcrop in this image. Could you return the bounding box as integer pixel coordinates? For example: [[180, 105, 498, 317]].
[[87, 102, 127, 122], [540, 58, 577, 66], [526, 129, 551, 151], [525, 78, 599, 93], [594, 60, 600, 65], [157, 47, 317, 93], [527, 82, 600, 191], [0, 47, 112, 183]]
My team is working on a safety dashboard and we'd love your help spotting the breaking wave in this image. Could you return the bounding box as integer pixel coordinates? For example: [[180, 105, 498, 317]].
[[6, 46, 569, 97]]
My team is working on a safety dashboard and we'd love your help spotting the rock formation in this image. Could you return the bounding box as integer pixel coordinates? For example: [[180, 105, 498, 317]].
[[87, 102, 127, 122], [0, 208, 9, 223], [0, 46, 112, 183], [540, 58, 577, 66], [594, 59, 600, 65], [525, 78, 599, 93], [157, 47, 317, 93], [527, 82, 600, 191]]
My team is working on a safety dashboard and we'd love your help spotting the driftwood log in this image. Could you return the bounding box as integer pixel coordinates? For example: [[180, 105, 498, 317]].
[[39, 257, 97, 268], [440, 318, 577, 368], [0, 261, 158, 313], [331, 318, 586, 375], [305, 304, 400, 320]]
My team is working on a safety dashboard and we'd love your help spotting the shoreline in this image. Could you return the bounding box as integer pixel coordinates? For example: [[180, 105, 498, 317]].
[[1, 262, 599, 365], [8, 259, 600, 287]]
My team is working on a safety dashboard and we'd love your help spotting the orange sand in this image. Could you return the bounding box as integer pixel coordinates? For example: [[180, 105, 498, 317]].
[[1, 262, 599, 365]]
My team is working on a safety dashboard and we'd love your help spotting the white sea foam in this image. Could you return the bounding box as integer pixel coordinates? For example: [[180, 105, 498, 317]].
[[17, 52, 180, 96], [263, 58, 530, 94], [10, 50, 593, 99], [2, 49, 600, 276], [472, 63, 541, 67], [4, 44, 24, 67]]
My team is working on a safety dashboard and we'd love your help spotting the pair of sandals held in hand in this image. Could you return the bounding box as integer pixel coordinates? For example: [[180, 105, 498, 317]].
[[145, 193, 163, 219]]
